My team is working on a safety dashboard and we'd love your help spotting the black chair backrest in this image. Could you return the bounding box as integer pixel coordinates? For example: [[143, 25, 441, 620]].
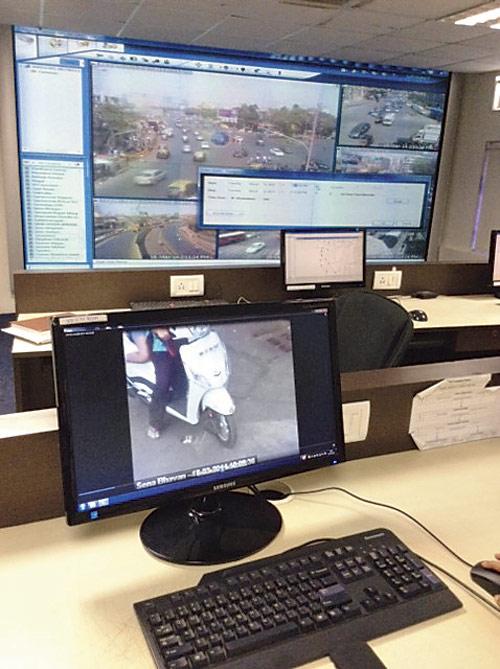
[[335, 290, 414, 372]]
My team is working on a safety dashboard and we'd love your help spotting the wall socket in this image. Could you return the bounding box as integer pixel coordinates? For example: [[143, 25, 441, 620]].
[[372, 269, 402, 290], [170, 274, 205, 297]]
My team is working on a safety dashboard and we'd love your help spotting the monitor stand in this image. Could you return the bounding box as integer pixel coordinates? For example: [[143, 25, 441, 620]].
[[140, 491, 282, 565]]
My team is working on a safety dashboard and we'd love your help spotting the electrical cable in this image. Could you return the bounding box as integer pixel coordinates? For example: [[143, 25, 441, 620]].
[[289, 484, 473, 568], [415, 553, 500, 615], [288, 484, 500, 614]]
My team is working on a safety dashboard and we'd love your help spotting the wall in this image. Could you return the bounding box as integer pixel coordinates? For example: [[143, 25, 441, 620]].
[[0, 25, 21, 312], [439, 71, 500, 263]]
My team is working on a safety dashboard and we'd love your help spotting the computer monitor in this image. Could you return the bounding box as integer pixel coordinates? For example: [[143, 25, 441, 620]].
[[52, 302, 345, 565], [489, 230, 500, 297], [283, 229, 365, 292]]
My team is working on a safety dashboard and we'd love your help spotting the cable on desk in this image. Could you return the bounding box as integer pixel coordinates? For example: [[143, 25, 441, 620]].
[[415, 553, 500, 615], [289, 485, 473, 569]]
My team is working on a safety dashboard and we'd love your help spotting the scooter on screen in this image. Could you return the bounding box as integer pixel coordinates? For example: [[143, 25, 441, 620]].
[[124, 325, 237, 446]]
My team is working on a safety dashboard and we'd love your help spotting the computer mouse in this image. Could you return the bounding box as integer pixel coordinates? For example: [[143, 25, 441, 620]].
[[409, 309, 428, 322], [411, 290, 439, 299], [470, 563, 500, 596]]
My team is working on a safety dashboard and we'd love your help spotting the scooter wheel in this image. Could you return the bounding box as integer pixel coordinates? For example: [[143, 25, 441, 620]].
[[214, 413, 237, 447]]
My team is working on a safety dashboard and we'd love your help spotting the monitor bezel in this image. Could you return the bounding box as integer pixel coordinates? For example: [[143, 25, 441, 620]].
[[281, 228, 366, 292], [52, 301, 346, 526], [489, 229, 500, 290]]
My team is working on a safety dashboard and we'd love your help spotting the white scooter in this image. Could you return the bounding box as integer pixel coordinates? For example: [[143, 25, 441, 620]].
[[124, 325, 236, 446]]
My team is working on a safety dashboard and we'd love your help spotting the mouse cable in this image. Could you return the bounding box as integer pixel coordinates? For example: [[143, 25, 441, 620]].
[[414, 552, 500, 615], [289, 485, 473, 569]]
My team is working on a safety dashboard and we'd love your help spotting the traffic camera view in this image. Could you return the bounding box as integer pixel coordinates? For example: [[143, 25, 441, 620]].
[[339, 85, 444, 151], [125, 319, 300, 484], [92, 62, 339, 202]]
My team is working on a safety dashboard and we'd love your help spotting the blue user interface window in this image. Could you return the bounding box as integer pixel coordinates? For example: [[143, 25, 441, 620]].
[[13, 26, 449, 268]]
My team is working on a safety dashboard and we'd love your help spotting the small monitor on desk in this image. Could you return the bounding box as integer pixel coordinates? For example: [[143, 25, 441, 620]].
[[489, 229, 500, 297], [282, 229, 365, 293], [52, 302, 345, 566]]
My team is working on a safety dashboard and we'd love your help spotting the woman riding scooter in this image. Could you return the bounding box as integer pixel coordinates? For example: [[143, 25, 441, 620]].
[[126, 327, 180, 439]]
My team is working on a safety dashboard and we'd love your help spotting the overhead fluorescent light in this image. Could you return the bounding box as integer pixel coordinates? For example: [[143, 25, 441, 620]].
[[455, 7, 500, 25], [443, 1, 500, 27]]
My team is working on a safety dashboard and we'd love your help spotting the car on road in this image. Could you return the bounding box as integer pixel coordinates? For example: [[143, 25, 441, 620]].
[[133, 169, 167, 186], [348, 122, 371, 139], [193, 150, 206, 162], [167, 180, 197, 198], [255, 138, 265, 146], [232, 148, 249, 158], [245, 241, 266, 254], [211, 131, 230, 145], [201, 141, 210, 149], [182, 144, 192, 153], [156, 146, 170, 159], [182, 135, 189, 143], [382, 113, 395, 126], [270, 147, 285, 157]]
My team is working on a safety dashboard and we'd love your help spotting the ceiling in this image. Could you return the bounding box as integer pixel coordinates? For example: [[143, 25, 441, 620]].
[[1, 0, 500, 72]]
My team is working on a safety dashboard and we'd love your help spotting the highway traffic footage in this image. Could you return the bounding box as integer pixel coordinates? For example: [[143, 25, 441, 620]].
[[91, 62, 337, 262]]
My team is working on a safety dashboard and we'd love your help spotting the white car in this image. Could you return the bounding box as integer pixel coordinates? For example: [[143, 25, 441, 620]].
[[245, 241, 266, 254], [133, 169, 167, 185], [182, 144, 192, 153], [201, 141, 210, 149], [270, 147, 285, 157]]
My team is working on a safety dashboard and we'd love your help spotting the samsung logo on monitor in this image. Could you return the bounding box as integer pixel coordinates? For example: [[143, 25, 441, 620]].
[[213, 481, 237, 491]]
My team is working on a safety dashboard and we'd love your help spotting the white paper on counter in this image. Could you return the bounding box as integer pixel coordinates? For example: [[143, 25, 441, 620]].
[[409, 374, 500, 450], [342, 400, 370, 443]]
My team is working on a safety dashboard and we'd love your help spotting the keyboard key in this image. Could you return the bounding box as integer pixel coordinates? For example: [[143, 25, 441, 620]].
[[226, 621, 300, 657]]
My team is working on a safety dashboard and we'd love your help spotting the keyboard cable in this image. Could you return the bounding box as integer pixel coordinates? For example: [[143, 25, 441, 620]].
[[283, 484, 500, 615]]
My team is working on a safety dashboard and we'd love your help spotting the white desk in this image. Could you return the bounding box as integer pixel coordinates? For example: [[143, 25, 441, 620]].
[[397, 294, 500, 330], [10, 296, 500, 410], [1, 440, 499, 668]]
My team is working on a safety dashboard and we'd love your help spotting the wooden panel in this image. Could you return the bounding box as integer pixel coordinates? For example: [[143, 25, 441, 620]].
[[0, 430, 64, 527], [14, 262, 491, 312]]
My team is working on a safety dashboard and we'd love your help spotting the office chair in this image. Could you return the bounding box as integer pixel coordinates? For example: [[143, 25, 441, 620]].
[[335, 290, 414, 372]]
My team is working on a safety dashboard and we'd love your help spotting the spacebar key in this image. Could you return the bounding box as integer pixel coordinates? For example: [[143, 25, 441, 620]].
[[226, 622, 300, 657]]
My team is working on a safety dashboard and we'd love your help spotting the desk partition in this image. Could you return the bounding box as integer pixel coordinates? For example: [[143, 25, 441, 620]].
[[4, 356, 500, 528], [13, 262, 490, 313]]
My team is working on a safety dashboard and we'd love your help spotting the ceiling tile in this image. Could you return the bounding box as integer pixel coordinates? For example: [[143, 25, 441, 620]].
[[323, 45, 396, 62], [271, 26, 376, 50], [458, 30, 500, 50], [446, 57, 500, 72], [324, 7, 421, 30], [363, 0, 485, 20], [355, 34, 443, 53], [395, 19, 492, 43]]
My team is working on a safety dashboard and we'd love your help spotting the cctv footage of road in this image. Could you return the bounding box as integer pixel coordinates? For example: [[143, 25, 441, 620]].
[[90, 65, 445, 264], [339, 85, 444, 150], [126, 319, 300, 484], [92, 62, 338, 201]]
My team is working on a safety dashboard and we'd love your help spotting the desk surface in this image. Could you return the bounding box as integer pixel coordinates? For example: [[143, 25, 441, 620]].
[[11, 295, 500, 357], [397, 294, 500, 330], [1, 440, 499, 668]]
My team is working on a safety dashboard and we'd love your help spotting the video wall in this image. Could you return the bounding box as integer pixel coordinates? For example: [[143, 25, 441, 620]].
[[14, 26, 449, 269]]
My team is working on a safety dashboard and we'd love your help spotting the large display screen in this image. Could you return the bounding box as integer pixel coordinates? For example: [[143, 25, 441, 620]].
[[14, 26, 449, 268]]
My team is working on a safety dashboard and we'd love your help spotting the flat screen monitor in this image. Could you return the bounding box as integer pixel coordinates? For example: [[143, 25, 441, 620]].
[[283, 229, 365, 292], [52, 302, 345, 565], [489, 229, 500, 296], [13, 25, 449, 266]]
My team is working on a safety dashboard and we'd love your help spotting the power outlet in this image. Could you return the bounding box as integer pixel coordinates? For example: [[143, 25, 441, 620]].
[[372, 269, 402, 291], [170, 274, 205, 297]]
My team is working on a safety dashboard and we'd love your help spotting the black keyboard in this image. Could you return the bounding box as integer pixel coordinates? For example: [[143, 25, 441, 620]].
[[134, 528, 462, 669], [130, 299, 227, 311]]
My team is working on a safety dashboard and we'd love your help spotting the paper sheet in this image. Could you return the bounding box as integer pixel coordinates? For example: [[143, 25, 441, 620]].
[[342, 400, 370, 443], [409, 374, 500, 450]]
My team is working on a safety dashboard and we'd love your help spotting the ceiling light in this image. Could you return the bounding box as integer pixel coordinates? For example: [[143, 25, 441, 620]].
[[455, 7, 500, 25], [442, 1, 500, 27]]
